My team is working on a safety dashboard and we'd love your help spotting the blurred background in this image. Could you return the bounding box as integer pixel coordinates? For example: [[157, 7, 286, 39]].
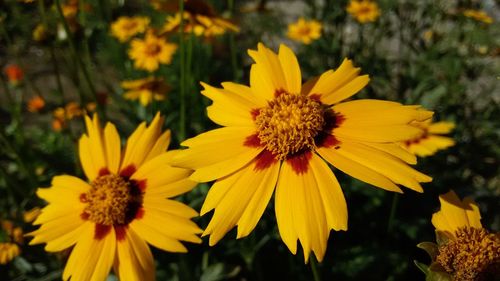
[[0, 0, 498, 280]]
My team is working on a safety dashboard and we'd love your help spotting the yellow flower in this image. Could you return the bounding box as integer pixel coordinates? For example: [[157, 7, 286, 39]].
[[121, 77, 169, 106], [0, 243, 20, 264], [346, 0, 381, 23], [27, 95, 46, 113], [431, 191, 500, 280], [287, 17, 322, 45], [401, 120, 455, 157], [129, 32, 178, 72], [33, 24, 48, 42], [172, 43, 432, 262], [28, 114, 201, 281], [463, 9, 493, 24], [111, 16, 150, 43]]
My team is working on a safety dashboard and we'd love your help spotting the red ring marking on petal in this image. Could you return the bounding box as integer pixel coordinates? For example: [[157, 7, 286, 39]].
[[80, 212, 89, 221], [244, 133, 262, 148], [309, 94, 321, 102], [251, 108, 260, 120], [254, 149, 278, 171], [94, 224, 112, 240], [134, 207, 145, 220], [115, 225, 127, 241], [79, 193, 88, 203], [119, 165, 137, 178], [286, 150, 313, 174], [98, 168, 110, 177]]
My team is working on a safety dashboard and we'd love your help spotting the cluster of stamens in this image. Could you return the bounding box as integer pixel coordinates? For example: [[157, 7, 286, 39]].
[[255, 91, 325, 160], [437, 227, 500, 281], [82, 174, 142, 226]]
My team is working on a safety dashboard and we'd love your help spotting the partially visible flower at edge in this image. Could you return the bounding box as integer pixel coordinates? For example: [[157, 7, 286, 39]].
[[0, 220, 23, 264], [401, 120, 455, 157], [346, 0, 381, 23], [28, 113, 202, 281], [27, 95, 46, 113], [121, 76, 169, 106], [128, 31, 178, 72], [287, 17, 322, 45], [171, 42, 433, 262], [111, 16, 150, 43], [415, 191, 500, 281], [463, 9, 494, 24], [0, 243, 20, 264]]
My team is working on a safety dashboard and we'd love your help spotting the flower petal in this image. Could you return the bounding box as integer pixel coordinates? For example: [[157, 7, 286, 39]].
[[115, 228, 155, 281], [278, 44, 302, 94]]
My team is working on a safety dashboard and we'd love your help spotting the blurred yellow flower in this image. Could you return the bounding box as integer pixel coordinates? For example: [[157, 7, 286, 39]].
[[24, 207, 42, 223], [287, 17, 322, 45], [463, 9, 493, 24], [163, 11, 239, 38], [347, 0, 381, 23], [129, 32, 178, 72], [61, 0, 78, 18], [402, 120, 455, 157], [27, 95, 46, 113], [29, 114, 201, 281], [33, 24, 48, 42], [111, 16, 150, 43], [172, 43, 432, 262], [0, 243, 20, 264], [431, 191, 500, 280], [121, 77, 169, 106]]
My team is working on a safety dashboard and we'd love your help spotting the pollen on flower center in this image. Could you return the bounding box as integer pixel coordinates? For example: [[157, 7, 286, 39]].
[[437, 226, 500, 281], [255, 91, 325, 159], [82, 174, 142, 226]]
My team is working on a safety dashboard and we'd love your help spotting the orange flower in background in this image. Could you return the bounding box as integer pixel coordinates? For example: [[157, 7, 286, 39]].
[[4, 64, 24, 85], [27, 95, 46, 113], [287, 18, 322, 45], [129, 31, 178, 72], [402, 120, 455, 157], [172, 43, 433, 262], [29, 114, 201, 281], [347, 0, 381, 23]]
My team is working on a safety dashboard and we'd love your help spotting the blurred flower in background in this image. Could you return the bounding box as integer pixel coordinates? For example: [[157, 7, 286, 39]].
[[32, 24, 48, 42], [402, 120, 455, 157], [287, 17, 322, 45], [463, 9, 493, 24], [128, 31, 178, 72], [416, 191, 500, 281], [27, 95, 46, 113], [122, 77, 169, 106], [4, 64, 24, 85], [23, 207, 42, 223], [111, 16, 150, 43], [0, 220, 23, 265], [347, 0, 381, 23]]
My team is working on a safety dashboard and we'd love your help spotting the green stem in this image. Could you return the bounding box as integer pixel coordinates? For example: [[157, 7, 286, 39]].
[[310, 255, 321, 281], [387, 193, 399, 233], [55, 0, 97, 102], [178, 0, 186, 141]]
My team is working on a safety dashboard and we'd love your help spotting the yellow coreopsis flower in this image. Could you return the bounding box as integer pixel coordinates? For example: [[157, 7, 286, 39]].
[[463, 9, 493, 24], [29, 113, 202, 281], [346, 0, 381, 23], [129, 32, 178, 72], [287, 17, 322, 45], [402, 120, 455, 157], [111, 16, 150, 42], [430, 191, 500, 280], [172, 43, 432, 262], [122, 77, 169, 106]]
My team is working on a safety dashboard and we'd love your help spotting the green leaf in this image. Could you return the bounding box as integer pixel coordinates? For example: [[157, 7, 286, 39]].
[[417, 242, 439, 260]]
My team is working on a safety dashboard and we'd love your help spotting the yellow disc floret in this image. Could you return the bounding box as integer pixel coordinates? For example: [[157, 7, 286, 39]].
[[83, 174, 141, 226], [437, 227, 500, 281], [255, 91, 325, 159]]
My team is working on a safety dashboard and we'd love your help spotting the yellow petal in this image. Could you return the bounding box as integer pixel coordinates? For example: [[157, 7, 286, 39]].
[[28, 213, 86, 248], [115, 228, 155, 281], [432, 191, 471, 233], [463, 197, 482, 229], [316, 146, 402, 193], [129, 219, 189, 253], [361, 142, 417, 164], [144, 130, 171, 163], [278, 44, 302, 94], [84, 115, 107, 174], [79, 135, 98, 181], [274, 162, 298, 255], [136, 208, 201, 243], [428, 121, 455, 134], [248, 43, 287, 97], [104, 123, 121, 174], [143, 197, 198, 218]]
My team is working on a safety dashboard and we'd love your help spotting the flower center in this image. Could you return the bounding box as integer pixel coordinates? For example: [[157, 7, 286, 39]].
[[145, 43, 161, 56], [255, 91, 325, 160], [437, 227, 500, 281], [82, 174, 142, 226], [123, 21, 138, 30]]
